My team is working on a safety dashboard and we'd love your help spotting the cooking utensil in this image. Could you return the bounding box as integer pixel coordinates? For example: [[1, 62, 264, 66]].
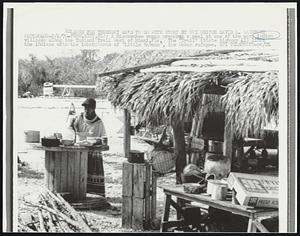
[[208, 140, 224, 154]]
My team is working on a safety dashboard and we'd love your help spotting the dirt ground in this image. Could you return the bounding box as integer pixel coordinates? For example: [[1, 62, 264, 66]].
[[17, 141, 178, 233]]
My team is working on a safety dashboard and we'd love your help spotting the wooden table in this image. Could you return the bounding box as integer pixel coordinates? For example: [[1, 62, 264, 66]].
[[33, 144, 109, 201], [160, 185, 278, 233]]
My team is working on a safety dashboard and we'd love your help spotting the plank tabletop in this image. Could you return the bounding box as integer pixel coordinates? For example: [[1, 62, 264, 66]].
[[159, 185, 278, 218], [30, 143, 109, 152]]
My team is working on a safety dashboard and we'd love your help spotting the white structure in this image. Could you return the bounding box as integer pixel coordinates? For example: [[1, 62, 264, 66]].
[[43, 82, 54, 96], [43, 83, 96, 97]]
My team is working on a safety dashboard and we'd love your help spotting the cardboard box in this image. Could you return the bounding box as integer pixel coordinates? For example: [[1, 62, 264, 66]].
[[227, 172, 278, 208]]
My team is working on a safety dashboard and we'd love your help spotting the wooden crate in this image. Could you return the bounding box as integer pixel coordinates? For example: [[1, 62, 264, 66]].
[[122, 161, 157, 230]]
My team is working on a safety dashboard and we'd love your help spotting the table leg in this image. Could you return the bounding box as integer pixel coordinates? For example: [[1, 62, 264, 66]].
[[247, 214, 257, 233], [160, 194, 171, 232], [253, 219, 269, 232]]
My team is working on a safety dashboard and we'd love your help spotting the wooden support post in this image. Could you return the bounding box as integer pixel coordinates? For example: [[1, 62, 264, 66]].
[[151, 171, 158, 226], [144, 163, 151, 229], [172, 121, 186, 184], [172, 121, 187, 220], [189, 114, 199, 165], [124, 109, 131, 159], [189, 94, 207, 165], [223, 121, 233, 171]]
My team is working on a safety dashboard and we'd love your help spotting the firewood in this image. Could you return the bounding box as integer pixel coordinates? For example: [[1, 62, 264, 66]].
[[51, 214, 66, 232], [19, 218, 36, 232], [45, 211, 56, 232], [23, 189, 92, 233], [44, 190, 72, 217], [29, 214, 39, 231], [18, 222, 36, 232], [42, 194, 73, 232], [37, 210, 47, 232], [56, 193, 92, 232], [50, 212, 61, 232], [24, 200, 83, 230]]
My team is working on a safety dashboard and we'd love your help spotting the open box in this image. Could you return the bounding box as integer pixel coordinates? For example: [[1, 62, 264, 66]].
[[227, 172, 278, 208]]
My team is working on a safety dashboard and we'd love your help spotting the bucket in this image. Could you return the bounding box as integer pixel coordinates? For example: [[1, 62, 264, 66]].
[[24, 130, 40, 143]]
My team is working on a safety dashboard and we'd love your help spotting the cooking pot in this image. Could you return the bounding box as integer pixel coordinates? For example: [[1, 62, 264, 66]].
[[128, 150, 144, 163], [208, 140, 224, 154], [24, 130, 40, 143]]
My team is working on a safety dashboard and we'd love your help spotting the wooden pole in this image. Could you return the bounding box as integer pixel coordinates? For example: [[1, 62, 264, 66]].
[[95, 50, 240, 78], [190, 94, 207, 165], [223, 120, 233, 171], [189, 114, 199, 165], [172, 121, 186, 184], [124, 109, 131, 159]]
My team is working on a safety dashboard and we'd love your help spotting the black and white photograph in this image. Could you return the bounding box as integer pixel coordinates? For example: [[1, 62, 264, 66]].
[[3, 3, 297, 233]]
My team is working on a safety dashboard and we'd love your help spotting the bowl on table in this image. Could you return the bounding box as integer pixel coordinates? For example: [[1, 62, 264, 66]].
[[61, 139, 74, 146]]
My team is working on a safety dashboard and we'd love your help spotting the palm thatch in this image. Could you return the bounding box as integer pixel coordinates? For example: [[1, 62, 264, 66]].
[[106, 71, 242, 126], [99, 50, 208, 73], [99, 50, 279, 137], [221, 71, 278, 138]]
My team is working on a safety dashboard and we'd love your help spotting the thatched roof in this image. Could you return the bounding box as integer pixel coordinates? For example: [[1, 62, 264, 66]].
[[98, 50, 279, 138], [98, 50, 208, 73]]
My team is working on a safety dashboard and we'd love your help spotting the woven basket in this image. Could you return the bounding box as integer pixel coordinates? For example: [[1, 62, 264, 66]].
[[150, 150, 175, 174]]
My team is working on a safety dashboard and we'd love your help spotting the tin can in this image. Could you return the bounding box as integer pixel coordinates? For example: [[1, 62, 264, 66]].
[[102, 137, 108, 145]]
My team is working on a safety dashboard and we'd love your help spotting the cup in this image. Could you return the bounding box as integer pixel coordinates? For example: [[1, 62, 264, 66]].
[[211, 185, 228, 201], [102, 137, 108, 145]]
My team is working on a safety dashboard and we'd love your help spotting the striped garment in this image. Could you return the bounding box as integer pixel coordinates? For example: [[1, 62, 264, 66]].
[[87, 151, 105, 197]]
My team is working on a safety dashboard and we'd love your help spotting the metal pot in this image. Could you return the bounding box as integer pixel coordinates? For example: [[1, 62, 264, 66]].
[[208, 140, 224, 154], [24, 130, 40, 143]]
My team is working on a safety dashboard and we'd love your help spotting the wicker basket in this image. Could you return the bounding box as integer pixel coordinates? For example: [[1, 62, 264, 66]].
[[150, 150, 175, 174]]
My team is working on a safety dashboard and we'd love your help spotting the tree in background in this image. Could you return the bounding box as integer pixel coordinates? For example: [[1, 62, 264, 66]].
[[18, 50, 111, 97], [18, 54, 47, 96]]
